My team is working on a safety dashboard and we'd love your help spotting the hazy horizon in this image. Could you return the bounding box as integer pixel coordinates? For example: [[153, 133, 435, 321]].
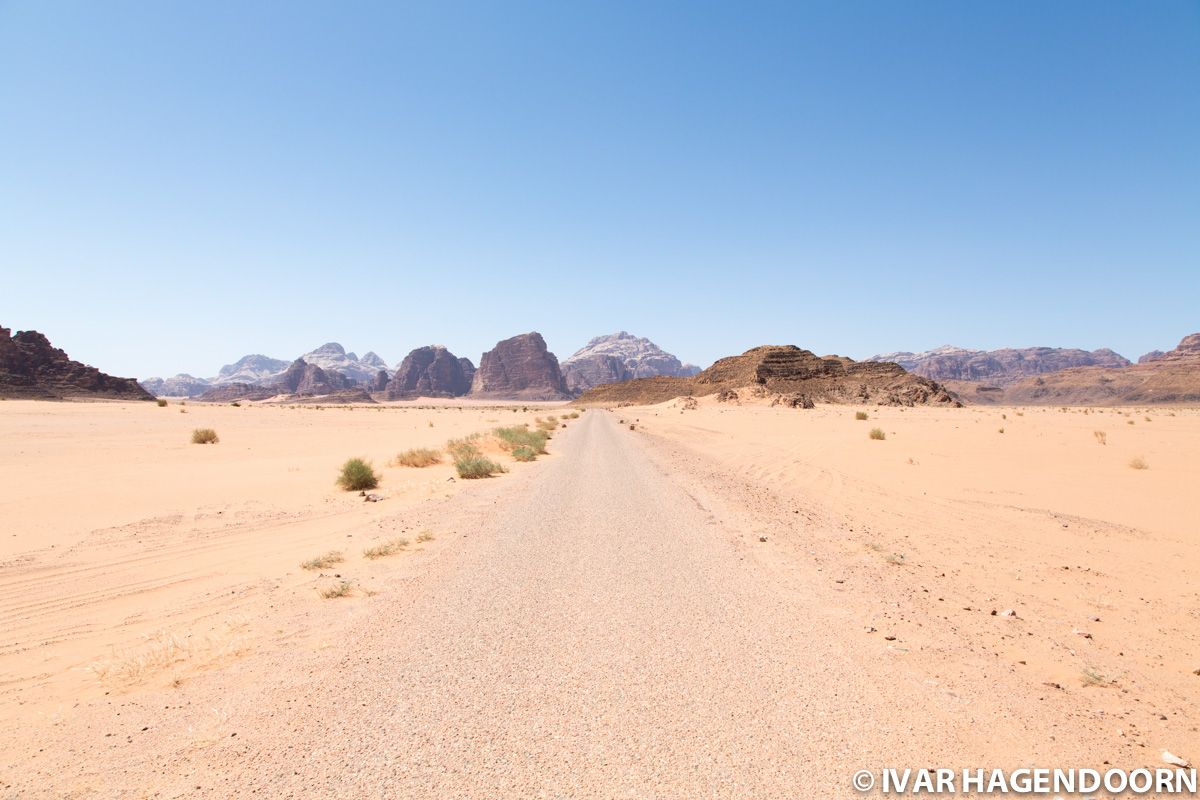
[[3, 1, 1197, 378]]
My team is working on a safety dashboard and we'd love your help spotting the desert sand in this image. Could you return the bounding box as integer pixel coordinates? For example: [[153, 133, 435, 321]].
[[0, 399, 1196, 796]]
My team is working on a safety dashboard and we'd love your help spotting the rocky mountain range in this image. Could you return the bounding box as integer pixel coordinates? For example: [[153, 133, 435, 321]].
[[141, 345, 391, 397], [387, 346, 475, 399], [958, 333, 1200, 405], [868, 345, 1132, 386], [561, 332, 700, 395], [577, 345, 959, 407], [0, 327, 153, 401]]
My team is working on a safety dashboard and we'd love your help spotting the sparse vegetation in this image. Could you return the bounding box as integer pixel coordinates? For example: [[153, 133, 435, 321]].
[[998, 427, 1005, 434], [868, 427, 886, 441], [320, 581, 353, 599], [392, 448, 442, 468], [494, 425, 549, 454], [855, 411, 868, 421], [512, 445, 537, 462], [230, 401, 240, 407], [156, 398, 168, 407], [416, 530, 434, 543], [455, 455, 507, 479], [191, 428, 219, 444], [1094, 431, 1107, 445], [363, 539, 408, 559], [1081, 666, 1117, 687], [1128, 456, 1149, 470], [535, 417, 558, 432], [301, 551, 344, 570], [337, 458, 379, 490]]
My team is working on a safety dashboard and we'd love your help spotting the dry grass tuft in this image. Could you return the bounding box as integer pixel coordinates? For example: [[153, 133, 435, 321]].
[[855, 411, 869, 420], [1128, 456, 1149, 470], [301, 551, 344, 570], [392, 448, 442, 468], [868, 427, 886, 441], [363, 539, 408, 559], [1094, 430, 1107, 445], [416, 530, 434, 543], [320, 581, 353, 599], [191, 428, 219, 444], [156, 398, 168, 407]]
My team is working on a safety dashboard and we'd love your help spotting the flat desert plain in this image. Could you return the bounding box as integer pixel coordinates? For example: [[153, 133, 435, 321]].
[[0, 398, 1196, 797]]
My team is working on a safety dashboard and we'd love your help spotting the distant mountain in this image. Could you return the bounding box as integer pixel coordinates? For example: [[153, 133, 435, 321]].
[[470, 332, 571, 401], [965, 333, 1200, 405], [142, 343, 391, 397], [298, 343, 388, 386], [867, 345, 1131, 386], [577, 345, 959, 407], [561, 331, 701, 395], [1, 326, 153, 401], [139, 374, 212, 398], [214, 354, 291, 385]]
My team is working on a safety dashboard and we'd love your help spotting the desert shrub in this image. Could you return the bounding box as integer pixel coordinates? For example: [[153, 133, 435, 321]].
[[494, 425, 549, 454], [512, 445, 537, 462], [337, 458, 379, 490], [868, 427, 886, 441], [455, 455, 507, 479], [855, 411, 868, 421], [301, 551, 344, 570], [1094, 431, 1107, 445], [416, 530, 434, 542], [191, 428, 219, 444], [998, 427, 1005, 434], [230, 401, 240, 407], [1128, 457, 1149, 470], [535, 418, 558, 432], [446, 436, 482, 461], [156, 398, 168, 407], [392, 448, 442, 468]]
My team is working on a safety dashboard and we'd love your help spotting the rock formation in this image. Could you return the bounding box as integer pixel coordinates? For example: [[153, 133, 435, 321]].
[[387, 346, 473, 399], [276, 358, 354, 395], [975, 333, 1200, 405], [868, 345, 1131, 386], [576, 345, 959, 407], [0, 327, 153, 400], [196, 383, 277, 402], [469, 332, 570, 401], [561, 331, 701, 395]]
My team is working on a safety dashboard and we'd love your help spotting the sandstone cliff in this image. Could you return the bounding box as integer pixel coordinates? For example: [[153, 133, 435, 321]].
[[470, 332, 570, 401], [387, 346, 473, 399]]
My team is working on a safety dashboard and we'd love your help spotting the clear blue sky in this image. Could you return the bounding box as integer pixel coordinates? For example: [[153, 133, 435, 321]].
[[2, 1, 1197, 379]]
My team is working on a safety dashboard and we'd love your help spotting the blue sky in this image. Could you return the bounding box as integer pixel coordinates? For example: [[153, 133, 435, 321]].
[[2, 1, 1197, 378]]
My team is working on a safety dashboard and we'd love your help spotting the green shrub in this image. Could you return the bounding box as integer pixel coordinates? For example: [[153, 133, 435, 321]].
[[230, 401, 241, 407], [855, 411, 868, 420], [868, 427, 886, 441], [455, 455, 507, 479], [337, 458, 379, 490], [494, 425, 549, 454], [156, 398, 168, 407], [392, 448, 442, 468], [512, 445, 537, 462], [191, 428, 219, 444]]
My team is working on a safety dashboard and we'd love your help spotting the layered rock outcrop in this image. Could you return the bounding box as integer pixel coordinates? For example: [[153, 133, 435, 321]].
[[387, 346, 473, 399], [0, 327, 153, 400], [469, 333, 570, 401], [577, 345, 959, 407], [276, 359, 354, 395], [561, 332, 700, 395]]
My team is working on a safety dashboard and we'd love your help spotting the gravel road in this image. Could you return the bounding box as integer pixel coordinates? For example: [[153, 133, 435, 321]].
[[11, 410, 1006, 798]]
